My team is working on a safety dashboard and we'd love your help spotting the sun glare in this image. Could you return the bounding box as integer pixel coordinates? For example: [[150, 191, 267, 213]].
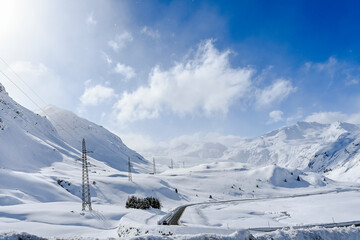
[[0, 1, 25, 36], [0, 0, 43, 52]]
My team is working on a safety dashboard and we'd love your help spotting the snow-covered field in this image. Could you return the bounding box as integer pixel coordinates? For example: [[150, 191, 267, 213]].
[[181, 191, 360, 229], [2, 161, 360, 239], [1, 82, 360, 239]]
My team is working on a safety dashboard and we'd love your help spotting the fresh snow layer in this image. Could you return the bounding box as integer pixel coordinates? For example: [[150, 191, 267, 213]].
[[252, 226, 360, 240], [1, 160, 359, 239], [40, 105, 150, 173], [3, 226, 360, 240], [181, 191, 360, 229], [1, 82, 360, 238], [145, 121, 360, 182]]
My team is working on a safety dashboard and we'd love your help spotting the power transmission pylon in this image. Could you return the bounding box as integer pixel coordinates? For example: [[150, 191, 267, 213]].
[[170, 159, 174, 169], [153, 157, 156, 175], [128, 157, 132, 182], [81, 138, 92, 211]]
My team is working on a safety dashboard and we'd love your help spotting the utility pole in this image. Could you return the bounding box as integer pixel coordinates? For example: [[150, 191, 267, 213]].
[[81, 138, 92, 211], [128, 157, 132, 182], [153, 157, 156, 175]]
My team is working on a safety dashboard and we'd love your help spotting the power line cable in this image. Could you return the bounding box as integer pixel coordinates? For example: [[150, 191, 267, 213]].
[[0, 68, 76, 140], [0, 56, 50, 108], [0, 56, 77, 133], [0, 93, 82, 165], [0, 94, 56, 143]]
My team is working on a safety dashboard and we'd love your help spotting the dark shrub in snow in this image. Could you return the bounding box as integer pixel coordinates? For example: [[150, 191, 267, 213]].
[[147, 196, 161, 209], [126, 196, 161, 209]]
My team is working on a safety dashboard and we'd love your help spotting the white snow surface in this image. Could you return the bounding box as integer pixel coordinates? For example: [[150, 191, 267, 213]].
[[1, 82, 360, 239], [145, 121, 360, 181], [182, 191, 360, 229], [1, 159, 360, 239], [39, 105, 149, 172], [0, 84, 74, 172]]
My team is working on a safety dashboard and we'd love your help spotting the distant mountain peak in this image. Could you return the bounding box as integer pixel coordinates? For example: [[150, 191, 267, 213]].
[[0, 82, 149, 173], [330, 121, 359, 132]]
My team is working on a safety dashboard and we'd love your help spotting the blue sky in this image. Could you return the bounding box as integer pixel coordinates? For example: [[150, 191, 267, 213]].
[[1, 0, 360, 150]]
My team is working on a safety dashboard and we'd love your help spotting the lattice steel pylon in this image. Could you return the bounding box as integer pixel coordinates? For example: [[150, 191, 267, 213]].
[[128, 157, 132, 182], [81, 138, 92, 211], [153, 157, 156, 175]]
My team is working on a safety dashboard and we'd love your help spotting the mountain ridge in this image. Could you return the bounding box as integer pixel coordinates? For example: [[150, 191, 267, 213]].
[[0, 80, 149, 173], [40, 105, 149, 172], [144, 120, 360, 181]]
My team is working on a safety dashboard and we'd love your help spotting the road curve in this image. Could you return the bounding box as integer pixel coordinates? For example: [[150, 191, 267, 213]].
[[167, 205, 187, 225]]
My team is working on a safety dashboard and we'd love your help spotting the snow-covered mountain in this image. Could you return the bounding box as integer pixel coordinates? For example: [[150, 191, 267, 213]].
[[0, 82, 150, 206], [0, 83, 78, 172], [40, 105, 148, 172], [148, 121, 360, 181], [1, 81, 360, 238], [226, 121, 356, 167], [226, 121, 360, 181], [0, 81, 148, 173]]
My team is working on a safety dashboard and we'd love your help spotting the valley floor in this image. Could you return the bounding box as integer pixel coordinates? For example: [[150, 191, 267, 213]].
[[181, 190, 360, 229], [1, 161, 360, 239]]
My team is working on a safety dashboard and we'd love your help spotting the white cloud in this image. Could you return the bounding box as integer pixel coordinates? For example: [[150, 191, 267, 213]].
[[118, 131, 242, 161], [256, 79, 296, 108], [286, 108, 303, 123], [304, 57, 337, 74], [305, 112, 347, 124], [2, 61, 66, 110], [268, 110, 283, 124], [80, 84, 116, 106], [119, 133, 157, 153], [166, 132, 242, 149], [348, 114, 360, 124], [86, 12, 97, 26], [113, 63, 136, 80], [108, 40, 119, 52], [114, 39, 254, 123], [141, 26, 160, 39], [305, 111, 360, 124], [84, 79, 92, 86], [101, 51, 112, 65], [314, 57, 338, 72], [108, 32, 133, 52], [304, 57, 360, 87], [345, 79, 359, 86]]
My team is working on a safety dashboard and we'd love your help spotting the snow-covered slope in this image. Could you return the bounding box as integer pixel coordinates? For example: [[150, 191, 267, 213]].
[[39, 105, 149, 172], [0, 82, 150, 207], [0, 83, 78, 172], [227, 121, 360, 181], [226, 121, 354, 168], [147, 121, 360, 181], [2, 81, 360, 238]]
